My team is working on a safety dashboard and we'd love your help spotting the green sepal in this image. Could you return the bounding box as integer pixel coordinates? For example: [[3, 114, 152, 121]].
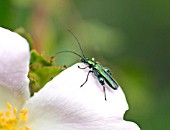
[[14, 27, 33, 50], [29, 50, 66, 96]]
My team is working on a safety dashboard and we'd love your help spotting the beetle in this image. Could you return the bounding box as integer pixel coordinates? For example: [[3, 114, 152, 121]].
[[57, 30, 119, 100]]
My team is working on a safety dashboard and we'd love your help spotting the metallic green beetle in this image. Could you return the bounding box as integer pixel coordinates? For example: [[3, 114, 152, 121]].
[[58, 30, 119, 100]]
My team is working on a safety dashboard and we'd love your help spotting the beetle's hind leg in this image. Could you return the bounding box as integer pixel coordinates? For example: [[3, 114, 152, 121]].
[[102, 85, 107, 101], [98, 77, 107, 101], [80, 70, 93, 87]]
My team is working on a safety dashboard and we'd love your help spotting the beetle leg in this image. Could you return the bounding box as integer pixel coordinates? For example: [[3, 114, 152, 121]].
[[102, 85, 107, 101], [80, 70, 93, 87], [98, 77, 107, 101], [78, 65, 89, 69]]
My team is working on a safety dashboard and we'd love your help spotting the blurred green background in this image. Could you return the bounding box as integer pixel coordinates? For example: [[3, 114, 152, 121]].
[[1, 0, 170, 129]]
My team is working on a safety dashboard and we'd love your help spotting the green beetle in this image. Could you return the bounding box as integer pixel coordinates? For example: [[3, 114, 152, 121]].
[[58, 30, 119, 100]]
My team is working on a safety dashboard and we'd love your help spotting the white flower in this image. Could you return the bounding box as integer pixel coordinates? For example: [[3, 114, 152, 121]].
[[0, 27, 140, 130]]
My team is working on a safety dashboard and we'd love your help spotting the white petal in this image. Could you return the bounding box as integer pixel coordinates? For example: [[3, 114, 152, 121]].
[[0, 27, 30, 110], [24, 63, 139, 130], [40, 120, 140, 130]]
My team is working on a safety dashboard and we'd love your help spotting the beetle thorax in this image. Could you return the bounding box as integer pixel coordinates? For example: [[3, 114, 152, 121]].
[[81, 58, 96, 66]]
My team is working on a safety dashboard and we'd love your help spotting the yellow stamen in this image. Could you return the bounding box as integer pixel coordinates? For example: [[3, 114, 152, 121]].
[[6, 102, 12, 110], [5, 111, 10, 117], [0, 102, 30, 130], [25, 125, 30, 130], [13, 107, 18, 114]]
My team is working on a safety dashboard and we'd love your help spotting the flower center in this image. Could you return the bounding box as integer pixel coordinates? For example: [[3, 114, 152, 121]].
[[0, 102, 30, 130]]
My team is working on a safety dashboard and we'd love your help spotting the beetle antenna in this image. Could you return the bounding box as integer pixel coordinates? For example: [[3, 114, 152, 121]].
[[67, 30, 85, 58], [56, 50, 83, 59]]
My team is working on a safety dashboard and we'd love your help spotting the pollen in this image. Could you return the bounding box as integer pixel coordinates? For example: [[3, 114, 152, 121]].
[[0, 102, 30, 130]]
